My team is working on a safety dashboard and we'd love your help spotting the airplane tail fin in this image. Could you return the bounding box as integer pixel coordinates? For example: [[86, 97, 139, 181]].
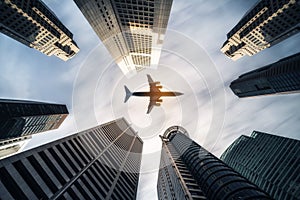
[[124, 85, 132, 103]]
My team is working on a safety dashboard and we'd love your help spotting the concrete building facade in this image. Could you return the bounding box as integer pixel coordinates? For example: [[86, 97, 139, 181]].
[[221, 0, 300, 60], [0, 118, 143, 199], [74, 0, 173, 76], [0, 0, 79, 61], [0, 135, 31, 159]]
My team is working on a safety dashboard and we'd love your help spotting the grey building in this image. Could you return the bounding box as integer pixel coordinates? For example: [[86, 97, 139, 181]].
[[0, 0, 79, 61], [230, 52, 300, 98], [0, 118, 143, 199], [73, 0, 173, 76], [221, 0, 300, 60], [157, 126, 271, 200], [0, 99, 68, 141], [221, 131, 300, 200]]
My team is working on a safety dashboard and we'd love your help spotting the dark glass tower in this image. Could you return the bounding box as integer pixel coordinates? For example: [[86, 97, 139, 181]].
[[221, 0, 300, 60], [0, 118, 143, 199], [0, 99, 68, 141], [0, 0, 79, 61], [221, 131, 300, 200], [157, 126, 271, 200], [230, 52, 300, 98]]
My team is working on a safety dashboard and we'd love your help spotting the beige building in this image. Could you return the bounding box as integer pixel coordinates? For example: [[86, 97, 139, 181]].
[[221, 0, 300, 61], [74, 0, 173, 76], [0, 136, 31, 159], [0, 0, 79, 61]]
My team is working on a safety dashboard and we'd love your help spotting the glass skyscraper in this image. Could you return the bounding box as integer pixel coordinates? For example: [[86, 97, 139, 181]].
[[73, 0, 173, 76], [0, 99, 68, 141], [0, 118, 143, 199], [221, 131, 300, 200], [0, 0, 79, 61], [157, 126, 271, 200], [230, 52, 300, 98], [221, 0, 300, 60]]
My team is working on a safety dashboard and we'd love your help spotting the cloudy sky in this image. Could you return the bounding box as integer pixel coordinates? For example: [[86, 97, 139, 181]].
[[0, 0, 300, 199]]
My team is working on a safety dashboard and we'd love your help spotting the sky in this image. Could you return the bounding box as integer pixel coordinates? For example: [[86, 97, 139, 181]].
[[0, 0, 300, 199]]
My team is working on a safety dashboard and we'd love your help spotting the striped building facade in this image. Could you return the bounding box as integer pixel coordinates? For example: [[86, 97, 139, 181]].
[[0, 118, 143, 200], [157, 126, 271, 200]]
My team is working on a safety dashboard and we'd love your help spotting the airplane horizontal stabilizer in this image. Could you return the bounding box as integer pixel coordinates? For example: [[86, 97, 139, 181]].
[[124, 85, 132, 103]]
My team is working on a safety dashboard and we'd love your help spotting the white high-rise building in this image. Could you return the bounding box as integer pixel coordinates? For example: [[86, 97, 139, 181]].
[[0, 136, 31, 159], [74, 0, 173, 76], [221, 0, 300, 61], [0, 0, 79, 61]]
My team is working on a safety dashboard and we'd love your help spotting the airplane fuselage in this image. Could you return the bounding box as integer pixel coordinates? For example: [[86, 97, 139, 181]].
[[132, 91, 182, 97]]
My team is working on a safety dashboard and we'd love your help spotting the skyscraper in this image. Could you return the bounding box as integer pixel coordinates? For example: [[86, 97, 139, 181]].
[[0, 99, 68, 140], [230, 52, 300, 98], [221, 0, 300, 60], [0, 118, 143, 199], [74, 0, 173, 76], [157, 126, 271, 200], [0, 135, 31, 159], [221, 131, 300, 200], [0, 0, 79, 61]]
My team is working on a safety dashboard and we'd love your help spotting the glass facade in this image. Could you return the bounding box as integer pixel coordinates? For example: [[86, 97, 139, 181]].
[[0, 118, 143, 199], [73, 0, 173, 76], [221, 131, 300, 200], [0, 0, 79, 61], [230, 52, 300, 97], [0, 99, 68, 140], [221, 0, 300, 60], [157, 126, 271, 200]]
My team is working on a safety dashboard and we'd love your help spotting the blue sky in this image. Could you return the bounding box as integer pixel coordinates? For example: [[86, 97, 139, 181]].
[[0, 0, 300, 199]]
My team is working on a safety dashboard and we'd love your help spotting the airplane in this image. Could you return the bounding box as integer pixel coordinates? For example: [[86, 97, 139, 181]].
[[124, 74, 183, 114]]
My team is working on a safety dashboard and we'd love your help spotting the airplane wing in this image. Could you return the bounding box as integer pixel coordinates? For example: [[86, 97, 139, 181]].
[[147, 102, 155, 114], [147, 74, 161, 92], [147, 74, 154, 83], [146, 96, 162, 114]]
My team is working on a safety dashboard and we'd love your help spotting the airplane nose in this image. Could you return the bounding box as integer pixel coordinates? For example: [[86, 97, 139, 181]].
[[174, 92, 183, 96]]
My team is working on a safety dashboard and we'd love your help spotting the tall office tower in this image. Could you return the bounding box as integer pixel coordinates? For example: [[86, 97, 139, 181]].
[[157, 126, 271, 200], [230, 52, 300, 97], [0, 136, 31, 159], [0, 118, 143, 199], [0, 99, 68, 141], [0, 0, 79, 61], [221, 0, 300, 61], [221, 131, 300, 200], [74, 0, 173, 77]]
